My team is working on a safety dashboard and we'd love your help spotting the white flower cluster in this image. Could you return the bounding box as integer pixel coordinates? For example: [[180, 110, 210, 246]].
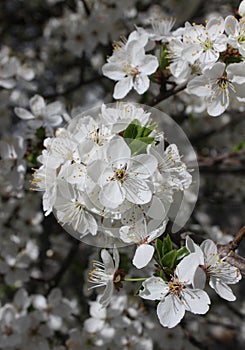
[[67, 294, 154, 350], [102, 11, 245, 116], [32, 102, 192, 252], [0, 288, 75, 350], [90, 237, 241, 329]]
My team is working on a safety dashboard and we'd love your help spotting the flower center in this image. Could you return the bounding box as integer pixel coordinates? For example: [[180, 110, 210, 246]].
[[114, 168, 127, 182], [238, 32, 245, 44], [168, 279, 183, 295], [201, 37, 213, 51], [216, 75, 229, 91], [124, 63, 140, 77]]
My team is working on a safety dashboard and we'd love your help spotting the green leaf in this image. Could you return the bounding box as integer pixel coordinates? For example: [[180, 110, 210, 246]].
[[162, 234, 172, 256], [156, 238, 163, 260], [128, 137, 155, 155], [140, 122, 158, 137], [176, 246, 189, 260], [123, 119, 141, 139], [161, 249, 177, 269]]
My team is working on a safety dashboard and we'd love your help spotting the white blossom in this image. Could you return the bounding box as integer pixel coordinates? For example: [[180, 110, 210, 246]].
[[15, 94, 64, 130], [139, 253, 210, 328], [102, 32, 158, 99], [186, 237, 242, 301], [88, 248, 120, 307], [187, 62, 245, 116], [225, 15, 245, 56]]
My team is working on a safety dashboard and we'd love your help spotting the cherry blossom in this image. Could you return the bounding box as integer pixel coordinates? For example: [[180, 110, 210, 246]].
[[102, 32, 158, 99], [186, 237, 242, 301], [139, 253, 210, 328], [187, 62, 245, 116], [88, 248, 120, 307]]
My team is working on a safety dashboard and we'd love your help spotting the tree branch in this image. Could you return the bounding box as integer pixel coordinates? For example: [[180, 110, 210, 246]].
[[217, 225, 245, 277], [149, 82, 187, 106]]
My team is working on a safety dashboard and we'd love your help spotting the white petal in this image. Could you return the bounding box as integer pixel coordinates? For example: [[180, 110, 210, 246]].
[[87, 160, 109, 184], [225, 16, 239, 36], [45, 101, 63, 115], [125, 176, 152, 205], [113, 77, 133, 99], [133, 244, 155, 269], [200, 239, 218, 264], [157, 295, 185, 328], [14, 107, 34, 120], [131, 154, 158, 178], [207, 93, 227, 116], [30, 95, 45, 115], [139, 276, 168, 300], [182, 288, 210, 314], [84, 317, 104, 333], [134, 74, 150, 94], [187, 76, 210, 96], [90, 301, 107, 319], [113, 248, 120, 270], [193, 267, 207, 289], [102, 63, 126, 80], [176, 253, 200, 284], [101, 249, 114, 273], [99, 181, 126, 208], [45, 114, 63, 127], [186, 236, 204, 265], [100, 282, 114, 307], [206, 17, 224, 39], [147, 196, 165, 220], [209, 278, 236, 301], [107, 138, 131, 165], [139, 55, 159, 74]]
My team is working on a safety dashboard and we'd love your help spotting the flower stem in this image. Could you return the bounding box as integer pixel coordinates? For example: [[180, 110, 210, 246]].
[[124, 277, 148, 282]]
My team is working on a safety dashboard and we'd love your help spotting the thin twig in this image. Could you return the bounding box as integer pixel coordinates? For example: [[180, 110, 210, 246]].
[[149, 83, 187, 106]]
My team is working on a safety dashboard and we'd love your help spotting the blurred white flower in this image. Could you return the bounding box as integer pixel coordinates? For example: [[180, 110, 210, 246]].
[[15, 94, 64, 130]]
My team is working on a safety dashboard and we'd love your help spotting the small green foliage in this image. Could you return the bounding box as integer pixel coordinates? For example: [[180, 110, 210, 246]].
[[161, 249, 177, 269], [162, 234, 172, 256], [176, 246, 189, 260], [122, 119, 157, 155], [123, 119, 141, 139], [156, 238, 163, 261], [155, 234, 189, 276], [232, 140, 245, 152]]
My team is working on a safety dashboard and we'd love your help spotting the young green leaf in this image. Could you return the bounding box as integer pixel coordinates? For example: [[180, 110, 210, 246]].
[[161, 249, 177, 269], [176, 246, 189, 261], [156, 238, 163, 260], [123, 119, 141, 139], [162, 234, 172, 256]]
